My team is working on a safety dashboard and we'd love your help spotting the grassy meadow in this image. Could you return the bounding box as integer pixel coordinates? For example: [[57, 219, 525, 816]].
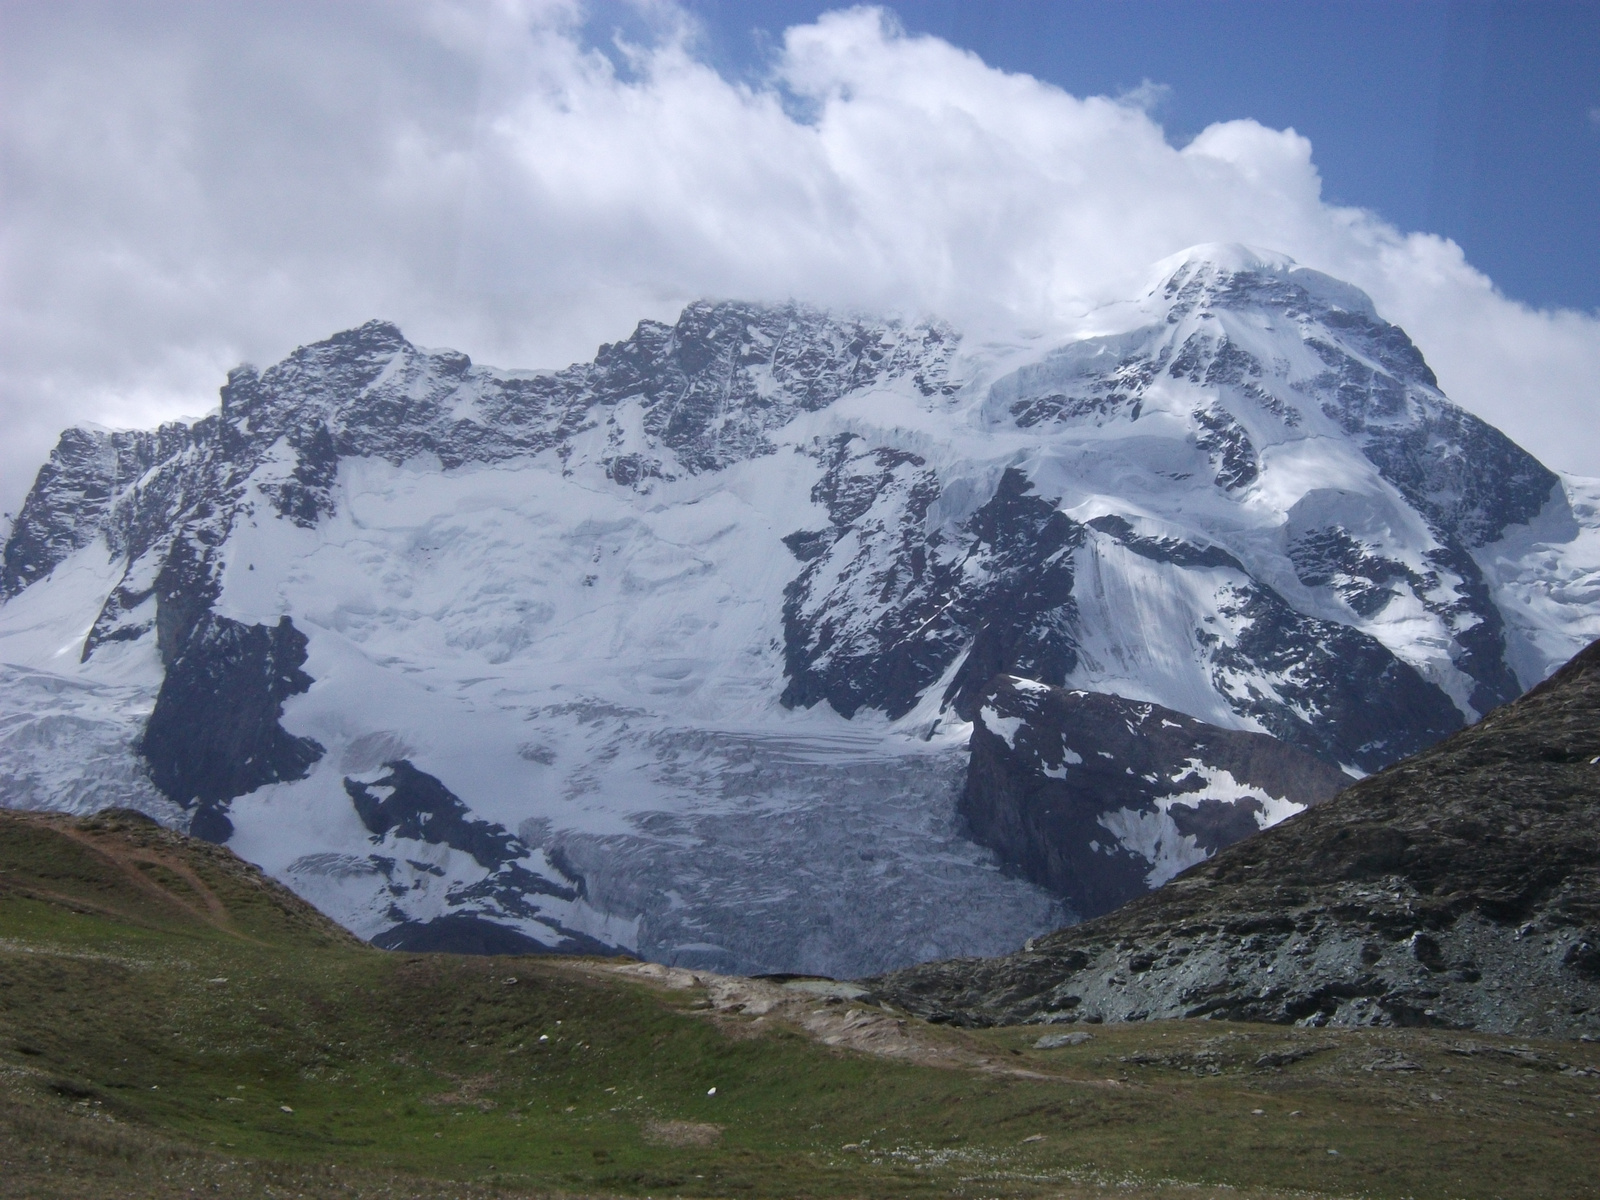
[[1, 809, 1596, 1199]]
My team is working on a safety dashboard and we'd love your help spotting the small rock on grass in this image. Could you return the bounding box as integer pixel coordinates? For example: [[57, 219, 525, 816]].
[[1035, 1031, 1093, 1049]]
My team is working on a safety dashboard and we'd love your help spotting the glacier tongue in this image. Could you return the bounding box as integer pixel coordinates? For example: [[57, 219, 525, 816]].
[[1475, 474, 1600, 689], [2, 247, 1599, 973]]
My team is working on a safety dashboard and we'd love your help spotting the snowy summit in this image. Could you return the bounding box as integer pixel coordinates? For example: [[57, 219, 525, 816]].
[[2, 245, 1597, 975]]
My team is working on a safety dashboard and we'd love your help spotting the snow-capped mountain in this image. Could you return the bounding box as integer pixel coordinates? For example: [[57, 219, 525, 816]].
[[2, 244, 1597, 975]]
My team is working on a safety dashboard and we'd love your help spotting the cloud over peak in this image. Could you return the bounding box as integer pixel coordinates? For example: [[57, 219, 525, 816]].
[[2, 1, 1597, 509]]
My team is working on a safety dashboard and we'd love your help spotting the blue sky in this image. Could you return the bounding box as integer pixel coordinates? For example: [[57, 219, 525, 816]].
[[674, 0, 1600, 313]]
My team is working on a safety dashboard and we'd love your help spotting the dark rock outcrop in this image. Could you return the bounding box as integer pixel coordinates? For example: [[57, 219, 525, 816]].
[[140, 614, 323, 840], [1207, 575, 1464, 770], [342, 759, 606, 953], [370, 912, 615, 957], [1, 425, 188, 598], [961, 677, 1350, 919], [346, 760, 535, 876], [781, 462, 1087, 720], [871, 638, 1600, 1038], [1084, 515, 1464, 771]]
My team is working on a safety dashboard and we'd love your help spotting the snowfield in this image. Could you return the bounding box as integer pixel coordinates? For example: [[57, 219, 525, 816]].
[[2, 245, 1596, 972]]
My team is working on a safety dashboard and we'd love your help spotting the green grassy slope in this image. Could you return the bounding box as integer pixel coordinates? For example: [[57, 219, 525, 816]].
[[2, 808, 1598, 1199]]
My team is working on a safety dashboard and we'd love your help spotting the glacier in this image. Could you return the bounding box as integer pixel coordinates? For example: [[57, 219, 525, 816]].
[[2, 243, 1597, 974]]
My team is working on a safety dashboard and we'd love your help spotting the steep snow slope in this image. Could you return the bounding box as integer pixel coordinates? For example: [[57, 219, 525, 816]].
[[2, 245, 1596, 974]]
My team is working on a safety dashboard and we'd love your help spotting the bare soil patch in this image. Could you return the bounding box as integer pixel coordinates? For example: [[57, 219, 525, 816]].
[[640, 1118, 722, 1147]]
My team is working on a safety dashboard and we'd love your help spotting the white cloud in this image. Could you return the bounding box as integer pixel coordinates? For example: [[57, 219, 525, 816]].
[[1115, 79, 1172, 113], [2, 1, 1598, 513]]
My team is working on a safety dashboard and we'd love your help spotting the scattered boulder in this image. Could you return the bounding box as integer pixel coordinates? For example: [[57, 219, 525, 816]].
[[1034, 1031, 1094, 1049]]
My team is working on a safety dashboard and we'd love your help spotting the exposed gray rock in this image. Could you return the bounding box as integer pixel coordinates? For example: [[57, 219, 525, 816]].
[[140, 614, 323, 840], [869, 638, 1600, 1038], [343, 758, 607, 955], [780, 461, 1086, 720], [1035, 1031, 1093, 1048]]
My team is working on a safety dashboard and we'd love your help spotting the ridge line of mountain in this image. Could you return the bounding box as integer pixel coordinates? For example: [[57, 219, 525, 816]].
[[1, 244, 1596, 975]]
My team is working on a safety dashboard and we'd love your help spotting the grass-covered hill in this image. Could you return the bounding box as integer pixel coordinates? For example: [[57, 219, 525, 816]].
[[1, 806, 1597, 1199]]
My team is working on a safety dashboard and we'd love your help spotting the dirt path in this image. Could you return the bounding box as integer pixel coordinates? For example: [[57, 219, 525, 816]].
[[51, 822, 239, 936], [566, 960, 1123, 1088]]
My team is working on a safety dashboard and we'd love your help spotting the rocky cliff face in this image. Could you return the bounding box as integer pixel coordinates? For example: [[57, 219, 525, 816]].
[[871, 638, 1600, 1038], [962, 677, 1351, 919], [1, 244, 1596, 972]]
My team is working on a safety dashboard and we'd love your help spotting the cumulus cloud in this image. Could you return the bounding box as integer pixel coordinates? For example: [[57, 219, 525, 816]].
[[2, 0, 1598, 513]]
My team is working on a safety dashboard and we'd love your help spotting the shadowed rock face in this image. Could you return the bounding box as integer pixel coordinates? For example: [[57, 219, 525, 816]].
[[780, 461, 1087, 720], [370, 912, 615, 957], [346, 760, 535, 876], [961, 678, 1350, 920], [340, 759, 615, 956], [140, 614, 323, 841], [871, 638, 1600, 1039]]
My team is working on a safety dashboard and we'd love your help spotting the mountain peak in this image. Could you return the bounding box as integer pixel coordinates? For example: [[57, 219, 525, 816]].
[[1150, 242, 1379, 321], [0, 256, 1593, 977], [327, 318, 410, 351], [1156, 241, 1294, 277]]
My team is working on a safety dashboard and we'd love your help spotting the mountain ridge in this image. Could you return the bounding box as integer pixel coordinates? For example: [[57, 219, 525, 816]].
[[1, 244, 1597, 973]]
